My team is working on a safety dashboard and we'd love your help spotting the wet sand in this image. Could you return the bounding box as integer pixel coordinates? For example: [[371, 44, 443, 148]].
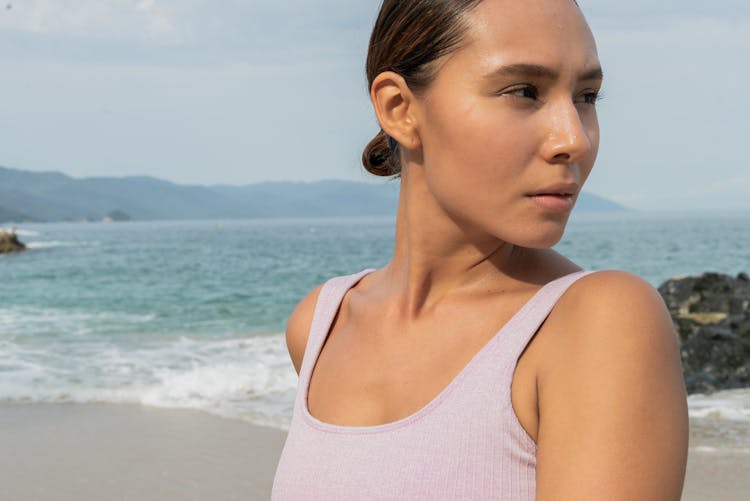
[[0, 403, 746, 500]]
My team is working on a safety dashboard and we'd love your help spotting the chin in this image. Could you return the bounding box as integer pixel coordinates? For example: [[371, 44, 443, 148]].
[[509, 224, 567, 249]]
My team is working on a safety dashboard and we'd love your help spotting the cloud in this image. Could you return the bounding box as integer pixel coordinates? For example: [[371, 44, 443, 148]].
[[608, 173, 750, 207], [0, 0, 746, 209], [135, 0, 155, 12], [614, 174, 750, 201], [0, 0, 190, 44], [596, 16, 750, 51], [578, 7, 750, 211], [703, 174, 750, 196], [0, 1, 375, 43], [0, 0, 376, 66], [581, 0, 750, 27]]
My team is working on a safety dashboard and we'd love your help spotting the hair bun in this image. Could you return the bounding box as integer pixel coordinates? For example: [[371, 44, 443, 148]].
[[362, 129, 400, 177]]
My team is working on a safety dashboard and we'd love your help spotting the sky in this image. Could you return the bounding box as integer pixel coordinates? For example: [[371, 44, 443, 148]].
[[0, 0, 748, 212]]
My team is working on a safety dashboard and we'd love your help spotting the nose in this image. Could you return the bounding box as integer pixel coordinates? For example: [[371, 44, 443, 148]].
[[541, 100, 592, 164]]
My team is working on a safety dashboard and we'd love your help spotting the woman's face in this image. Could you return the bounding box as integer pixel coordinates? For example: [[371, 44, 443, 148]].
[[412, 0, 602, 249]]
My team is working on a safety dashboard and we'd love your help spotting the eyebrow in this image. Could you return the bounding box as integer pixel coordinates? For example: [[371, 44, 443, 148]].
[[485, 63, 604, 82]]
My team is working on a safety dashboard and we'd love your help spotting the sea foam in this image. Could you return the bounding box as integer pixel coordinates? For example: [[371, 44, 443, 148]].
[[0, 327, 297, 430], [688, 388, 750, 422]]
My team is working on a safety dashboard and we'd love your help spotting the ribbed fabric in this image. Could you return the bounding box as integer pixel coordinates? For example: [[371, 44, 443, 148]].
[[272, 267, 596, 500]]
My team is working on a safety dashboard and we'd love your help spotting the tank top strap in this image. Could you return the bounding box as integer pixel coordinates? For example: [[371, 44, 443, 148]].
[[488, 269, 599, 373], [296, 268, 376, 401]]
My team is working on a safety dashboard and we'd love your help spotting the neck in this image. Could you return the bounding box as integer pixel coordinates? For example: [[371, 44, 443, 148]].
[[383, 163, 525, 318]]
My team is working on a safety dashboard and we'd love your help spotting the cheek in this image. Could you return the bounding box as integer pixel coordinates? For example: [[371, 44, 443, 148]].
[[420, 95, 535, 195], [416, 98, 544, 239]]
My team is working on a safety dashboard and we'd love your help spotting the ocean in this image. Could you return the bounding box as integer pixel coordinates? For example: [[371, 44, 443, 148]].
[[1, 211, 749, 453]]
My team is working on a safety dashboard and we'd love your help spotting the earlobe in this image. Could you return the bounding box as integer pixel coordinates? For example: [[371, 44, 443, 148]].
[[370, 71, 422, 150]]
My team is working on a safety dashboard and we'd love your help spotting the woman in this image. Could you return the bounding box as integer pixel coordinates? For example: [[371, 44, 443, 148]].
[[273, 0, 689, 499]]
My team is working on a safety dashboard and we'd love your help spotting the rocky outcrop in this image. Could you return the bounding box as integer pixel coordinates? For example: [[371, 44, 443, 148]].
[[0, 229, 26, 253], [658, 272, 750, 394]]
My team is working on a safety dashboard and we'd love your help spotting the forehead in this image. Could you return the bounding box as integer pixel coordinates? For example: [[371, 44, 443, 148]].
[[458, 0, 599, 74]]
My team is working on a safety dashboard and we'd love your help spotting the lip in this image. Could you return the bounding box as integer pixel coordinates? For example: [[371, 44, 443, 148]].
[[527, 182, 580, 197], [526, 182, 579, 213], [527, 194, 574, 213]]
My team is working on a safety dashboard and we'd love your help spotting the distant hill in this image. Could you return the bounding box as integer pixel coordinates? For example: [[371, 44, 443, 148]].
[[0, 204, 36, 223], [0, 166, 630, 223]]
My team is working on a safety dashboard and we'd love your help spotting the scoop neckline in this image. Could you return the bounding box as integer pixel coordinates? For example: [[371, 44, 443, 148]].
[[301, 267, 587, 435]]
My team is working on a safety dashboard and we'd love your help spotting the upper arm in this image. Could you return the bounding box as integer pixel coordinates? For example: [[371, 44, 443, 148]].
[[536, 270, 689, 501], [285, 284, 325, 375]]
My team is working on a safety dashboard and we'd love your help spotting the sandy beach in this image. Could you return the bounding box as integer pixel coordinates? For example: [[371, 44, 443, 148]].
[[683, 449, 750, 501], [682, 417, 750, 500], [0, 403, 286, 501], [0, 402, 746, 500]]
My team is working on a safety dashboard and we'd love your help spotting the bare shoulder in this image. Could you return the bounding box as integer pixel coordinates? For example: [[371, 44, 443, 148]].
[[535, 270, 689, 500], [285, 283, 325, 375], [554, 269, 673, 326]]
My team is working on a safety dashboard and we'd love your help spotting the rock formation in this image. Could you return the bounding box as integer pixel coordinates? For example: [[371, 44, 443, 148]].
[[0, 229, 26, 253], [658, 272, 750, 394]]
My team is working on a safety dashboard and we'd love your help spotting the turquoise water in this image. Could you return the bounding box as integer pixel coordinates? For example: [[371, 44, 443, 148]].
[[1, 211, 749, 432]]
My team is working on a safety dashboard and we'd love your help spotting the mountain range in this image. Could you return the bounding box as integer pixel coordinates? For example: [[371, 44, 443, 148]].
[[0, 166, 629, 223]]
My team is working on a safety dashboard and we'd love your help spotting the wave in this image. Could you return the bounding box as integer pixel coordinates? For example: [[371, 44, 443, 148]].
[[1, 322, 748, 432], [688, 388, 750, 422], [0, 306, 156, 337], [0, 228, 40, 237], [0, 332, 296, 430], [691, 445, 750, 455], [25, 240, 100, 249]]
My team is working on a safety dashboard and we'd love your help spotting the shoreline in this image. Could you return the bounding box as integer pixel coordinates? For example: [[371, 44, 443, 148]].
[[0, 402, 747, 500]]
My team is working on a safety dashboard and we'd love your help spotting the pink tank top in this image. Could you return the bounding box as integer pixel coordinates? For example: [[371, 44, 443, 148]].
[[272, 267, 596, 500]]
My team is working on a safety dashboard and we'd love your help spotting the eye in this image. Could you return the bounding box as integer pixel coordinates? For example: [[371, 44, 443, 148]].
[[501, 85, 539, 100], [575, 90, 603, 106]]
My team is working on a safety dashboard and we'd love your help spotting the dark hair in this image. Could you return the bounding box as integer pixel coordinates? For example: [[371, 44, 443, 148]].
[[362, 0, 483, 177]]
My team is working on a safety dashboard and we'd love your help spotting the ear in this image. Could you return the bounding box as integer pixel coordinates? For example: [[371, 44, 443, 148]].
[[370, 71, 422, 150]]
